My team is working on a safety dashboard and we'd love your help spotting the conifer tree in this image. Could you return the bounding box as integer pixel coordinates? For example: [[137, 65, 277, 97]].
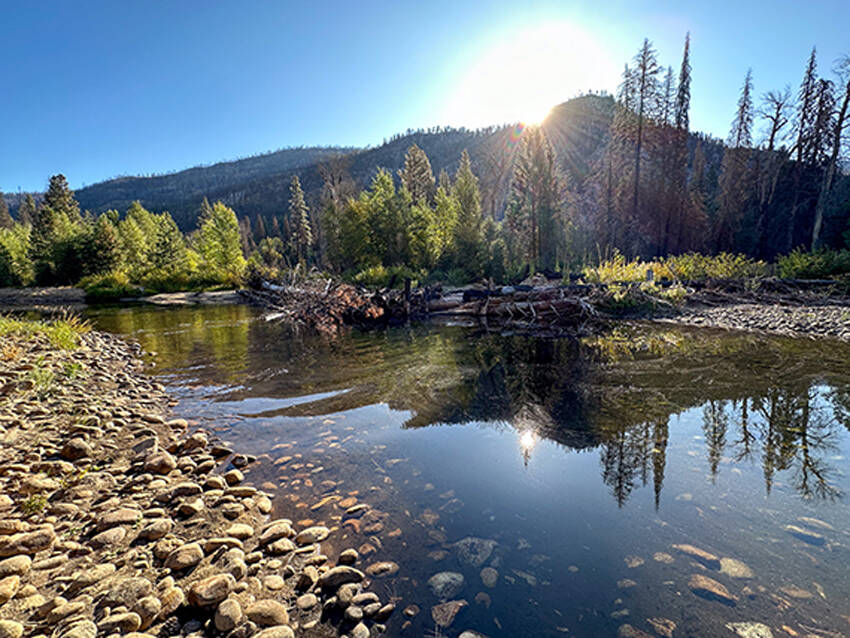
[[399, 144, 436, 204], [794, 47, 819, 164], [715, 70, 755, 251], [197, 201, 246, 280], [289, 176, 312, 264], [508, 128, 563, 271], [452, 150, 484, 277], [82, 215, 120, 276], [0, 192, 11, 229], [43, 174, 81, 223], [813, 56, 850, 248], [629, 39, 662, 232], [17, 195, 37, 227]]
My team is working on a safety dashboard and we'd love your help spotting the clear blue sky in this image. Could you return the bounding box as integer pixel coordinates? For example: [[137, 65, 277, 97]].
[[2, 0, 848, 193]]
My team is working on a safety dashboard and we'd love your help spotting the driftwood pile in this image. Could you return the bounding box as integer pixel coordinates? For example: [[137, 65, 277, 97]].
[[239, 275, 850, 335]]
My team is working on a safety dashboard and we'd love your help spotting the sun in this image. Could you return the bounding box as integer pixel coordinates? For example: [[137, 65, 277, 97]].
[[441, 21, 617, 128]]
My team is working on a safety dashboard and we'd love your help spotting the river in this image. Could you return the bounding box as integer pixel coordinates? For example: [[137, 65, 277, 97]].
[[87, 304, 850, 638]]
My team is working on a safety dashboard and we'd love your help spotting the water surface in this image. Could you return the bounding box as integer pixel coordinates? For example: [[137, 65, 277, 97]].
[[89, 305, 850, 638]]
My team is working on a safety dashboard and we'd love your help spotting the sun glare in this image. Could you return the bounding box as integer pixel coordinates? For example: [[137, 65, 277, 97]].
[[442, 22, 617, 128]]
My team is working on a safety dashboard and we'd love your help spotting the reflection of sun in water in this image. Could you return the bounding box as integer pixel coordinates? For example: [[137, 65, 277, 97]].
[[520, 430, 537, 452], [442, 21, 617, 128], [519, 430, 537, 466]]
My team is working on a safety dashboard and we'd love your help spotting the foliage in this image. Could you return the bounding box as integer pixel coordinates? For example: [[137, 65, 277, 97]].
[[664, 252, 768, 280], [776, 248, 850, 279], [583, 251, 768, 283], [0, 314, 90, 350], [195, 200, 246, 284], [350, 264, 423, 288]]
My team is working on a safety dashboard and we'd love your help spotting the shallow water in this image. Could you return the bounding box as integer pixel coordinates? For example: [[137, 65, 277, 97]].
[[88, 304, 850, 638]]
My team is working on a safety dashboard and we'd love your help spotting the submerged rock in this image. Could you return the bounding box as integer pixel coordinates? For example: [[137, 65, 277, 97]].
[[646, 618, 676, 638], [672, 544, 721, 569], [431, 599, 467, 628], [428, 571, 465, 600], [784, 524, 826, 546], [688, 574, 737, 605], [719, 557, 754, 579], [725, 622, 774, 638], [480, 567, 498, 588], [454, 537, 497, 568]]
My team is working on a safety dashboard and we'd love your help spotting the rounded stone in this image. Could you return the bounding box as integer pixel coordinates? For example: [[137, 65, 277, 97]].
[[215, 598, 243, 632], [245, 599, 290, 626]]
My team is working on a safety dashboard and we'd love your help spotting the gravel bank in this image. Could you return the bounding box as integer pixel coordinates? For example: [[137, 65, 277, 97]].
[[0, 326, 395, 638], [666, 303, 850, 340]]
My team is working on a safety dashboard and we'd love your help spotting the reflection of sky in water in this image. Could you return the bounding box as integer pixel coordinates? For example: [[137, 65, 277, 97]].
[[89, 305, 850, 637]]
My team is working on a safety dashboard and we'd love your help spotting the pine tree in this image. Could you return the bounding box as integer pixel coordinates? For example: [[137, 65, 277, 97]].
[[82, 215, 120, 276], [289, 176, 312, 264], [674, 33, 691, 132], [452, 150, 484, 277], [149, 213, 189, 275], [715, 70, 755, 251], [399, 144, 436, 204], [630, 38, 662, 238], [196, 201, 246, 281], [813, 56, 850, 248], [43, 174, 81, 223], [0, 192, 12, 229], [794, 47, 819, 164], [508, 128, 563, 271], [17, 195, 37, 227]]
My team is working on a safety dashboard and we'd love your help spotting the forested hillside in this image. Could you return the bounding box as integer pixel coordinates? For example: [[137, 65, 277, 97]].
[[70, 146, 353, 228]]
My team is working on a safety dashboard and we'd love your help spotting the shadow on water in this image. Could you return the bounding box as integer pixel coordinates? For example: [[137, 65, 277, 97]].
[[88, 305, 850, 637]]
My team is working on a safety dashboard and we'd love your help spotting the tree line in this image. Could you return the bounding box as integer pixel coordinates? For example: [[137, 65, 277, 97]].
[[0, 176, 247, 290]]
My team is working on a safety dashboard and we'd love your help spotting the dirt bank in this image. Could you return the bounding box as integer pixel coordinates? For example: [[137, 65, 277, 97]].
[[0, 322, 395, 638]]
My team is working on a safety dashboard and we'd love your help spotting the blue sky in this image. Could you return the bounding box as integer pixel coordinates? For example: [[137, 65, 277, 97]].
[[2, 0, 848, 192]]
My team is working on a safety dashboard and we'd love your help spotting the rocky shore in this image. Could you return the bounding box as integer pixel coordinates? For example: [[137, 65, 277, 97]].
[[666, 303, 850, 341], [0, 323, 395, 638]]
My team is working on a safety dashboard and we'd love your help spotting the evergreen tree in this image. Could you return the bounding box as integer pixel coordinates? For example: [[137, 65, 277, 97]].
[[715, 70, 755, 251], [794, 47, 819, 164], [43, 174, 81, 223], [82, 215, 120, 276], [196, 201, 246, 280], [508, 128, 563, 271], [0, 192, 12, 229], [289, 176, 312, 263], [17, 195, 37, 227], [812, 56, 850, 248], [629, 39, 662, 235], [149, 212, 189, 275], [452, 150, 485, 277], [399, 144, 436, 204]]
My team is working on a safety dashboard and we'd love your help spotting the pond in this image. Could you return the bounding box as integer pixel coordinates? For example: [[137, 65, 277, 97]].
[[87, 304, 850, 638]]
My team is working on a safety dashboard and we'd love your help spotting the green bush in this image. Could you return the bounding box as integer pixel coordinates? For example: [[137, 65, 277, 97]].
[[664, 252, 768, 280], [776, 249, 850, 279], [79, 272, 143, 302], [350, 264, 422, 288]]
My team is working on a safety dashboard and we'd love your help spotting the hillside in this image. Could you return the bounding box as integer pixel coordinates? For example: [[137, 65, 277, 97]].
[[71, 146, 354, 228], [8, 95, 728, 233], [60, 95, 626, 229]]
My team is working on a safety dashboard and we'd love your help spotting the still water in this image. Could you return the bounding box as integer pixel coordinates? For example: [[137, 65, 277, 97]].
[[88, 304, 850, 638]]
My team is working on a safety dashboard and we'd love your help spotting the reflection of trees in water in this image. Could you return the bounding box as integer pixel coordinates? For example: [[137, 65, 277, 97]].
[[94, 308, 850, 506]]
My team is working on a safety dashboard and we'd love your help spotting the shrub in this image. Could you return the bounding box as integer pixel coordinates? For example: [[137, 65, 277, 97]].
[[79, 271, 143, 303], [776, 249, 850, 280], [350, 265, 422, 288], [665, 252, 767, 280]]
